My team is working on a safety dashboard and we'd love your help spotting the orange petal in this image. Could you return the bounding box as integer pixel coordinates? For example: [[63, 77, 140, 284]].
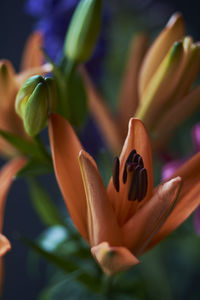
[[152, 84, 200, 151], [136, 41, 184, 129], [171, 39, 200, 103], [118, 33, 149, 138], [139, 13, 185, 96], [80, 67, 123, 154], [0, 258, 3, 292], [107, 118, 154, 226], [0, 60, 16, 110], [20, 31, 44, 71], [0, 234, 11, 257], [0, 158, 27, 232], [147, 153, 200, 249], [79, 150, 122, 246], [48, 114, 88, 241], [122, 177, 182, 255], [91, 242, 139, 276]]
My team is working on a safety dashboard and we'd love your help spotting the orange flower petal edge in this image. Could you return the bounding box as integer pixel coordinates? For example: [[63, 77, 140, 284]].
[[49, 114, 88, 241], [0, 157, 27, 232], [79, 150, 122, 247]]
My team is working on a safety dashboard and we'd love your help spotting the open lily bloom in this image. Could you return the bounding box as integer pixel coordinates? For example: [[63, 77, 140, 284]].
[[0, 32, 52, 157], [0, 158, 26, 289], [82, 12, 200, 153], [49, 114, 200, 275]]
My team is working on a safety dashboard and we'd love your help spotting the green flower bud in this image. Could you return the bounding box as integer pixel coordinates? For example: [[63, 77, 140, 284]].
[[45, 77, 57, 112], [15, 75, 45, 118], [15, 75, 50, 137], [64, 0, 102, 63]]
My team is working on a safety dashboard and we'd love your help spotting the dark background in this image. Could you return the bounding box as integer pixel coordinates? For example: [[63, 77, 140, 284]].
[[0, 0, 200, 299]]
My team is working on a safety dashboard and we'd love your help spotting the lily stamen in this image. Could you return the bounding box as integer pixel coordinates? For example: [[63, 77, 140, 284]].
[[113, 156, 120, 192], [122, 149, 136, 184], [124, 149, 148, 202]]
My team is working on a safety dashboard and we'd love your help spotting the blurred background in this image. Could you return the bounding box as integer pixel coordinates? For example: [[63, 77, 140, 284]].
[[0, 0, 200, 299]]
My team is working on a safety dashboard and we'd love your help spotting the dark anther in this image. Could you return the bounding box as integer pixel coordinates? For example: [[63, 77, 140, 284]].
[[122, 165, 128, 184], [127, 162, 137, 172], [122, 149, 136, 184], [128, 166, 140, 201], [126, 149, 136, 163], [113, 156, 120, 192], [132, 153, 140, 163], [138, 156, 144, 168], [123, 149, 148, 202]]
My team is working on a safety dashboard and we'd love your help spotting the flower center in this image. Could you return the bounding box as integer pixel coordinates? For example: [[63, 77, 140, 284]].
[[113, 149, 148, 202]]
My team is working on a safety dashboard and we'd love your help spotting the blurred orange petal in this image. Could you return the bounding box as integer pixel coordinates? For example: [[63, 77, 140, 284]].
[[49, 114, 88, 241], [147, 153, 200, 249], [91, 242, 139, 276], [0, 157, 27, 232], [0, 60, 16, 110], [152, 84, 200, 150], [20, 31, 43, 71], [0, 234, 11, 257], [139, 12, 185, 95], [122, 177, 181, 255], [81, 67, 123, 154], [118, 33, 149, 137]]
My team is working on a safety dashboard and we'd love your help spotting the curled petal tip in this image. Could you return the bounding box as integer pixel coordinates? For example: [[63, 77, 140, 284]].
[[91, 242, 139, 276]]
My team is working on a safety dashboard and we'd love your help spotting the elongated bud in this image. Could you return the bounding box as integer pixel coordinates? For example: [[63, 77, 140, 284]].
[[64, 0, 102, 63], [15, 75, 50, 137]]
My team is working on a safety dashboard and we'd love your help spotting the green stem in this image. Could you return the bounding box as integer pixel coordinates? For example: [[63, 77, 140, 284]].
[[58, 60, 77, 120], [101, 274, 113, 297], [34, 135, 52, 164]]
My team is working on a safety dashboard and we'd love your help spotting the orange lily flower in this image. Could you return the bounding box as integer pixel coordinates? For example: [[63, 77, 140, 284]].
[[49, 114, 200, 276], [0, 158, 26, 290], [82, 12, 200, 153], [0, 31, 52, 157]]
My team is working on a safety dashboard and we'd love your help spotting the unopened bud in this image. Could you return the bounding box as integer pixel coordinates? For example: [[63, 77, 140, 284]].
[[15, 75, 45, 118], [64, 0, 102, 63], [15, 75, 50, 137]]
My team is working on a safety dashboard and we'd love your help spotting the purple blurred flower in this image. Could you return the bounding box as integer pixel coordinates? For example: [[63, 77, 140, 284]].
[[25, 0, 110, 81], [162, 123, 200, 235]]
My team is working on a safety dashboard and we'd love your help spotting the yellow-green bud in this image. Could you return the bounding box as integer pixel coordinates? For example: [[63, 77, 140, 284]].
[[15, 75, 49, 137], [64, 0, 102, 63], [15, 75, 45, 118]]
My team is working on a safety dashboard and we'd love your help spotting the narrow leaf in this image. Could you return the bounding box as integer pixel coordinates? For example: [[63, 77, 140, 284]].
[[28, 179, 65, 227]]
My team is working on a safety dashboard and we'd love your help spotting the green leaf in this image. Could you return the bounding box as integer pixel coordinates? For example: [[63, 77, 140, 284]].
[[0, 129, 48, 161], [22, 237, 101, 292], [17, 159, 53, 177], [28, 179, 64, 227]]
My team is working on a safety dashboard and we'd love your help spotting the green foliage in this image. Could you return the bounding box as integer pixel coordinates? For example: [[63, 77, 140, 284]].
[[28, 179, 64, 227], [0, 129, 50, 162]]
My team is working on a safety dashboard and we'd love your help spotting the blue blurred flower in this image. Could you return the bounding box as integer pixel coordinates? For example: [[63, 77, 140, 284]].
[[25, 0, 109, 81]]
